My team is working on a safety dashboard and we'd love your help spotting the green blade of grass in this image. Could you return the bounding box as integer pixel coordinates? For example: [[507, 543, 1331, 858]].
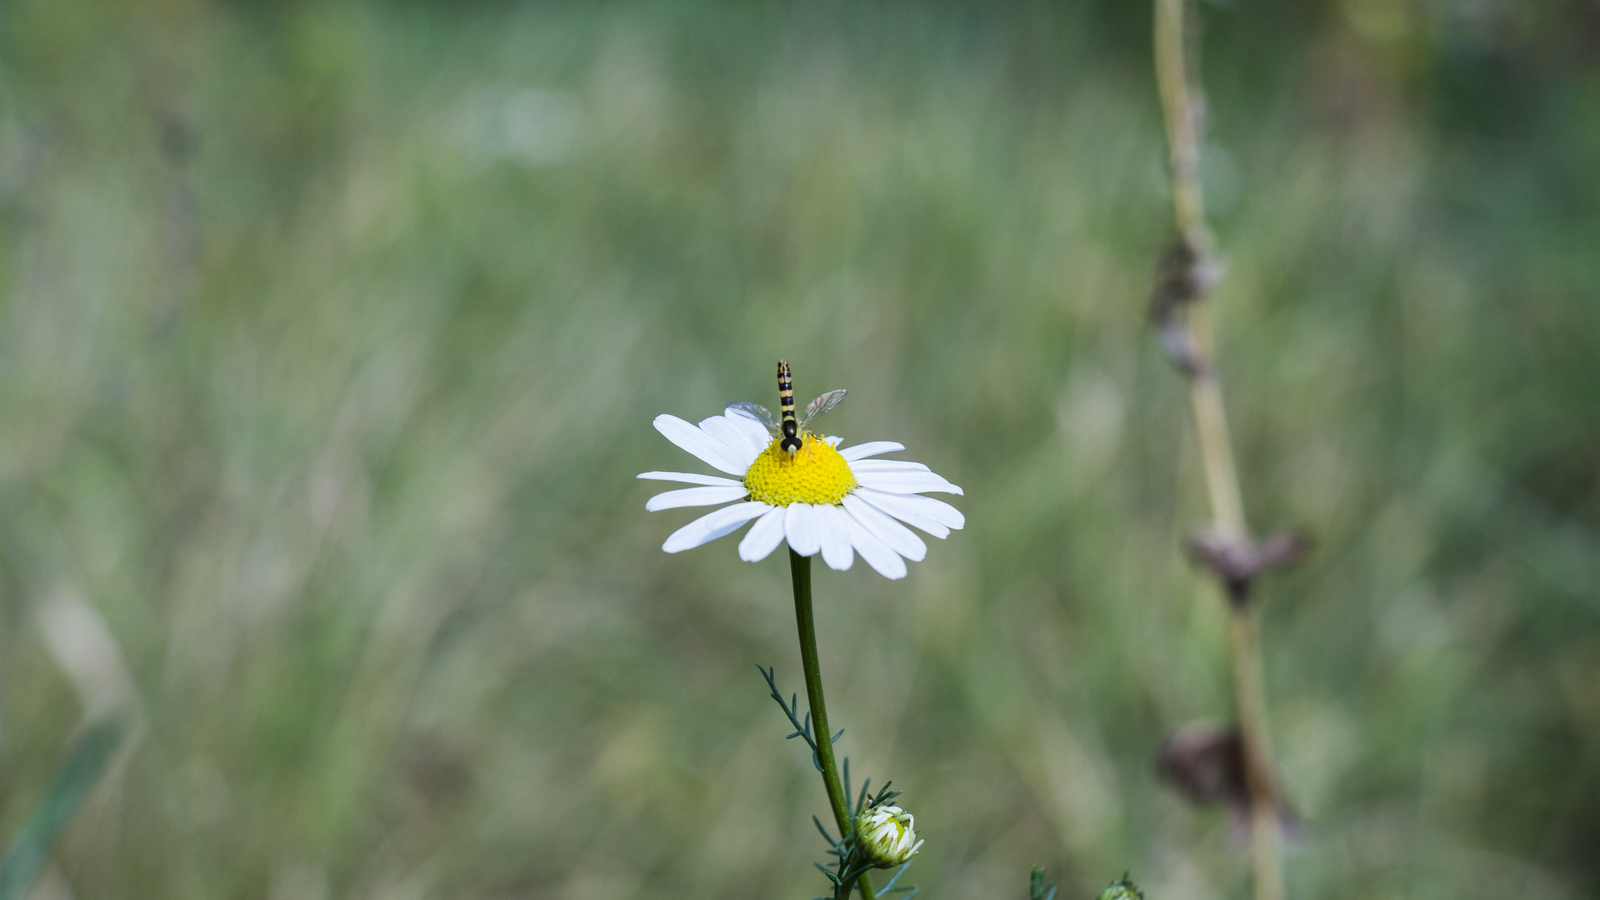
[[0, 720, 124, 900]]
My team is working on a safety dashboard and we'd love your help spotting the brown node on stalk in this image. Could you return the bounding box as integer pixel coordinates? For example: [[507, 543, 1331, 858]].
[[1148, 236, 1225, 377], [1187, 528, 1309, 608], [1158, 722, 1248, 809], [1156, 722, 1298, 840]]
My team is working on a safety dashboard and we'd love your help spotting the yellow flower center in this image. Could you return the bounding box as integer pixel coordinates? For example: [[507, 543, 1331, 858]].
[[743, 435, 857, 507]]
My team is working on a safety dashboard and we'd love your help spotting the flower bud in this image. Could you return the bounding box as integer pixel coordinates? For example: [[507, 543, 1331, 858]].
[[855, 802, 923, 869], [1095, 875, 1145, 900]]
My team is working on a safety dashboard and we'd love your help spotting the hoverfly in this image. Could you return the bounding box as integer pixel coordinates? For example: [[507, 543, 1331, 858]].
[[729, 360, 846, 457]]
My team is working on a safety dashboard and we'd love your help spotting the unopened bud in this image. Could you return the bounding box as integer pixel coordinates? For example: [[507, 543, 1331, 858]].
[[855, 802, 923, 869], [1096, 874, 1145, 900]]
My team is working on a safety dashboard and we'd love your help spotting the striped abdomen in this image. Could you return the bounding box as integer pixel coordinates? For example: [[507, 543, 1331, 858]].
[[777, 359, 802, 455]]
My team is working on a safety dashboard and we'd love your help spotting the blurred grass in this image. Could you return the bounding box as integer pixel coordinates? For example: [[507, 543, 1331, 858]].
[[0, 720, 121, 900], [0, 1, 1597, 899]]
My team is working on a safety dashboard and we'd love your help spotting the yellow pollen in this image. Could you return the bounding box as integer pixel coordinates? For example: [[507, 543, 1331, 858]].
[[743, 435, 857, 507]]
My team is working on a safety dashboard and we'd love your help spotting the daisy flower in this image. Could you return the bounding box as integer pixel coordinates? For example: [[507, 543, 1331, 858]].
[[638, 382, 963, 580]]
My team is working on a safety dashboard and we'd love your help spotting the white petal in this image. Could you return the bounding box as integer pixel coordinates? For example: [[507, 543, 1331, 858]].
[[840, 441, 905, 461], [848, 460, 931, 474], [739, 506, 789, 561], [637, 471, 744, 487], [856, 488, 965, 533], [845, 512, 906, 579], [823, 435, 842, 447], [662, 502, 770, 553], [645, 484, 750, 511], [815, 505, 855, 571], [653, 415, 750, 476], [842, 495, 927, 561], [855, 470, 963, 496], [853, 491, 949, 538], [700, 415, 765, 465], [785, 503, 822, 557]]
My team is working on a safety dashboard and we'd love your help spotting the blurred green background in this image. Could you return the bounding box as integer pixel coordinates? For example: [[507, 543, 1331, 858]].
[[1, 1, 1598, 898]]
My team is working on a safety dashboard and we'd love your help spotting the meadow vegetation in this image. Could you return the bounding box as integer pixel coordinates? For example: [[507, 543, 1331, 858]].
[[0, 2, 1597, 898]]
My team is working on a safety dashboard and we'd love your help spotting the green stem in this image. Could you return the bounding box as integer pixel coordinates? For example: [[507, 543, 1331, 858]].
[[790, 550, 877, 900]]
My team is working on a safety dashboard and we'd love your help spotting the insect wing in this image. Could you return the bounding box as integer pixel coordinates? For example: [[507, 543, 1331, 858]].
[[799, 389, 847, 430], [727, 401, 780, 435]]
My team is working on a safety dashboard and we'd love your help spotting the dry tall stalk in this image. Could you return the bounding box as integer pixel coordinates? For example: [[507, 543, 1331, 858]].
[[1150, 2, 1299, 899]]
